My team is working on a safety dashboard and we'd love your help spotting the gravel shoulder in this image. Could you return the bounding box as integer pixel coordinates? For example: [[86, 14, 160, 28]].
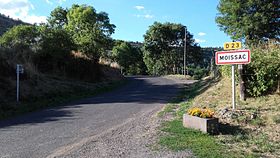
[[52, 104, 192, 158]]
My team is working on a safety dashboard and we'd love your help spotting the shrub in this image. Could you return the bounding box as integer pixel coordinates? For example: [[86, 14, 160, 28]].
[[245, 42, 280, 97], [218, 41, 280, 97], [219, 65, 231, 78], [0, 25, 38, 50], [188, 66, 208, 80]]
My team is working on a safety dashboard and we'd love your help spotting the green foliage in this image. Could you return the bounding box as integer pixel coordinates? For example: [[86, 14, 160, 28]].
[[66, 4, 115, 62], [33, 25, 76, 74], [112, 41, 146, 75], [219, 44, 280, 97], [0, 4, 117, 82], [216, 0, 280, 42], [47, 6, 68, 29], [0, 25, 39, 49], [219, 65, 232, 77], [160, 120, 236, 158], [188, 65, 208, 80], [38, 25, 75, 54], [244, 43, 280, 96], [142, 22, 201, 75]]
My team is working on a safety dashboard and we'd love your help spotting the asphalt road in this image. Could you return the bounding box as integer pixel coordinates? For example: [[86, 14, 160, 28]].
[[0, 76, 191, 158]]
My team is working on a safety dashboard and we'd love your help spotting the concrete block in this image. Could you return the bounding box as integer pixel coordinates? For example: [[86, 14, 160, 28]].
[[183, 114, 219, 134]]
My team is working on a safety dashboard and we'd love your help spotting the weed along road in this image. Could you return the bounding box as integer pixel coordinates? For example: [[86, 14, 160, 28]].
[[0, 76, 193, 158]]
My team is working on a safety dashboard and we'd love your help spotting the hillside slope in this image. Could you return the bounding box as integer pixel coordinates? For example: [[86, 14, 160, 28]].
[[0, 14, 27, 36], [0, 47, 123, 119]]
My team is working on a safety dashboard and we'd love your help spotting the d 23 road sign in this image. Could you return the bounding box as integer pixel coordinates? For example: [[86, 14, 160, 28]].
[[224, 41, 242, 50], [215, 49, 251, 65]]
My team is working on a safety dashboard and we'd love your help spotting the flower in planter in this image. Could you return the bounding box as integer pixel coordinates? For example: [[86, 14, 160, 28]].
[[187, 107, 214, 118], [184, 108, 218, 134]]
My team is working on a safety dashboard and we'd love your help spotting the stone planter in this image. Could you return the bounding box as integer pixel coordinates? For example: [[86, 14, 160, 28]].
[[183, 114, 219, 134]]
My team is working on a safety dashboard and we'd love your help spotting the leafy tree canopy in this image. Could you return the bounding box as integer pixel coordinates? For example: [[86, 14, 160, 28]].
[[216, 0, 280, 42], [143, 22, 201, 75], [46, 5, 116, 62], [66, 4, 116, 61], [0, 25, 38, 49], [38, 25, 76, 54], [112, 41, 146, 75], [47, 6, 68, 29]]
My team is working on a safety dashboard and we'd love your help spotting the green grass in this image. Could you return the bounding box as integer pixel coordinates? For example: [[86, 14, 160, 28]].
[[158, 103, 177, 117], [158, 78, 256, 158], [0, 79, 127, 120], [160, 120, 238, 158]]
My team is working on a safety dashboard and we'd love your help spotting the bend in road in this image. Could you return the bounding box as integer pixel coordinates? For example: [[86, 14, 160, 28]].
[[0, 76, 192, 158]]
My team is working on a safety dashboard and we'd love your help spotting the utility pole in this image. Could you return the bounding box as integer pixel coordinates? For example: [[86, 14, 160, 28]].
[[184, 26, 187, 78]]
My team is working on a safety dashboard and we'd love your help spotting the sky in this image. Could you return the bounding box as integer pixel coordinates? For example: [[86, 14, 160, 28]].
[[0, 0, 232, 47]]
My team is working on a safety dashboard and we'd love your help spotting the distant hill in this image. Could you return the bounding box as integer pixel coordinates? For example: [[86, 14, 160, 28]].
[[0, 14, 28, 36]]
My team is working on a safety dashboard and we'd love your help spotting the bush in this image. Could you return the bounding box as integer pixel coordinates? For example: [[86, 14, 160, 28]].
[[244, 42, 280, 96], [188, 66, 208, 80], [65, 57, 101, 82], [219, 65, 231, 77], [0, 25, 38, 49], [218, 42, 280, 97]]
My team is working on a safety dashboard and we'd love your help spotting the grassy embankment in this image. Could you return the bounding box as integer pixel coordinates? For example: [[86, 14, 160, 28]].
[[158, 76, 280, 158], [0, 66, 126, 120]]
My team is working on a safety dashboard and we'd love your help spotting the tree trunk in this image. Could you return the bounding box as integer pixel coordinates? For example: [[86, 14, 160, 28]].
[[238, 65, 245, 101]]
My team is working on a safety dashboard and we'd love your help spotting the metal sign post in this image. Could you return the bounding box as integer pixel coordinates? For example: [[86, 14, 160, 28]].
[[16, 64, 24, 102]]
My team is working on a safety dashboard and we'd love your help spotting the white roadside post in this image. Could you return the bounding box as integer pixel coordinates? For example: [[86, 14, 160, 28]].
[[16, 64, 24, 102], [216, 43, 250, 110]]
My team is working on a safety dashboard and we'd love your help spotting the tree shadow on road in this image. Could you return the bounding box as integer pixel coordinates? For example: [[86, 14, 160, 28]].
[[0, 105, 79, 128], [72, 76, 189, 105], [0, 76, 191, 128]]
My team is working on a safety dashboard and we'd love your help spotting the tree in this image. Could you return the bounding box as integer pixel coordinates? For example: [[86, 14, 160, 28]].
[[112, 41, 146, 75], [216, 0, 280, 42], [142, 22, 201, 75], [47, 6, 68, 29], [38, 25, 75, 54], [0, 25, 38, 49], [66, 4, 116, 62], [33, 25, 76, 73]]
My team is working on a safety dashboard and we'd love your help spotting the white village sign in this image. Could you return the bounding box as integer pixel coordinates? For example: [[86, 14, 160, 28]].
[[216, 49, 251, 65]]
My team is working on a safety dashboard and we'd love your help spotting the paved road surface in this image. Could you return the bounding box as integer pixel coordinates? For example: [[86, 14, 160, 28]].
[[0, 76, 191, 158]]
